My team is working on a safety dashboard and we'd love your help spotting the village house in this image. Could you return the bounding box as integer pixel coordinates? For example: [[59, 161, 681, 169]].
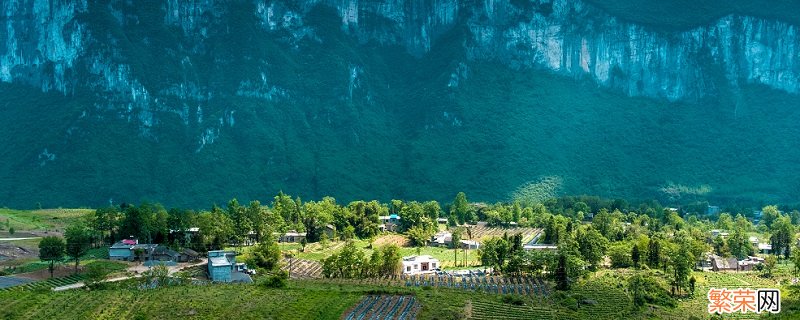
[[178, 248, 200, 262], [710, 229, 729, 239], [379, 214, 401, 232], [738, 256, 765, 271], [460, 240, 481, 250], [402, 255, 439, 274], [431, 231, 452, 247], [758, 243, 772, 255], [108, 239, 158, 261], [280, 230, 307, 243], [710, 254, 738, 272], [151, 246, 180, 262], [324, 224, 336, 239]]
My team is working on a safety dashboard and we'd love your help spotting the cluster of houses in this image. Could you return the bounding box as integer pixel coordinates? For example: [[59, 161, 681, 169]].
[[706, 230, 774, 272], [709, 254, 766, 272], [109, 239, 199, 263], [430, 231, 480, 249], [108, 238, 253, 283]]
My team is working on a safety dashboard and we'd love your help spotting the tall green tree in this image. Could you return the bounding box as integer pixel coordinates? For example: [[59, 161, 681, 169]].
[[379, 244, 402, 275], [246, 201, 266, 242], [791, 245, 800, 276], [479, 237, 511, 270], [65, 223, 92, 274], [555, 254, 569, 290], [451, 227, 464, 267], [770, 215, 794, 259], [761, 205, 780, 229], [647, 238, 661, 268], [671, 234, 695, 295], [93, 206, 121, 244], [763, 255, 777, 277], [273, 191, 300, 225], [228, 198, 251, 250], [727, 229, 753, 260], [716, 212, 733, 230], [39, 236, 65, 278], [450, 192, 473, 224], [576, 226, 609, 270]]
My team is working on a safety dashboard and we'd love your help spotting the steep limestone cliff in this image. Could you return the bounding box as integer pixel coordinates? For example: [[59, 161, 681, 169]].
[[2, 0, 797, 124]]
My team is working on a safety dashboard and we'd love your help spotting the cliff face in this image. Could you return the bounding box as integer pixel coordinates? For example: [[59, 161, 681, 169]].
[[2, 0, 798, 124], [1, 0, 799, 207]]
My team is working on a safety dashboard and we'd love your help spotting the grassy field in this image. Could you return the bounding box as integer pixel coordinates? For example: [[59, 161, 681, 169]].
[[0, 208, 92, 234]]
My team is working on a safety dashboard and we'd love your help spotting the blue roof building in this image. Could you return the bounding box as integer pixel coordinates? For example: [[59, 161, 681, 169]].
[[207, 250, 253, 283], [208, 250, 236, 282]]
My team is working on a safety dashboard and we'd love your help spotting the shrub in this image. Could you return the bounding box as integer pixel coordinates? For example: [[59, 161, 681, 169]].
[[628, 273, 676, 308], [501, 294, 525, 306], [258, 270, 288, 288]]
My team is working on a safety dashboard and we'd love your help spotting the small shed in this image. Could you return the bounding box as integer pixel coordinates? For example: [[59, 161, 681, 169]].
[[179, 248, 200, 262], [460, 240, 481, 250]]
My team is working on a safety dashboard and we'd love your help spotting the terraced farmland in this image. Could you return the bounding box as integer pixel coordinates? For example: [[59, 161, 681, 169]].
[[0, 274, 86, 291], [469, 299, 554, 319], [343, 295, 420, 320], [467, 224, 541, 242], [0, 282, 363, 319], [284, 258, 322, 279]]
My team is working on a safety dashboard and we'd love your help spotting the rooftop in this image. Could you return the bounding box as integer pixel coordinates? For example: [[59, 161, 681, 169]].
[[210, 256, 233, 267], [403, 255, 436, 262]]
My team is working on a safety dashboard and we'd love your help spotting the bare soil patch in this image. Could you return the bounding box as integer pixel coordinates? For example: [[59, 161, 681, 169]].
[[374, 234, 410, 247], [0, 243, 38, 262]]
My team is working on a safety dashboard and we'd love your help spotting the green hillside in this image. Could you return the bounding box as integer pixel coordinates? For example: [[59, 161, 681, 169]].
[[1, 1, 799, 209]]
